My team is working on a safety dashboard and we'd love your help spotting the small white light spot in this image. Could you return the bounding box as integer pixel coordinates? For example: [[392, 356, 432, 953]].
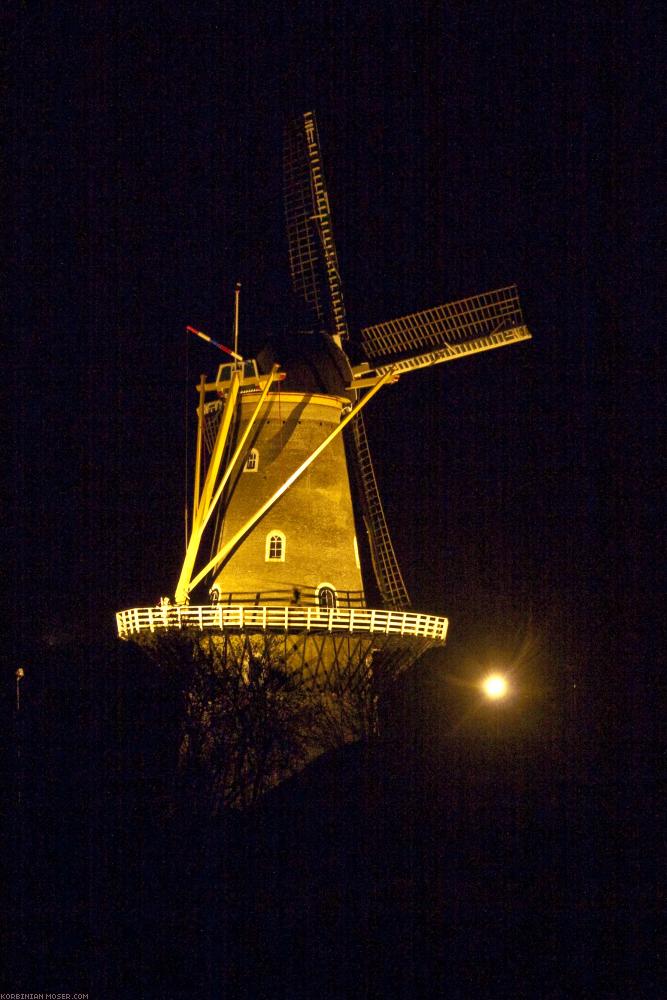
[[482, 673, 509, 700]]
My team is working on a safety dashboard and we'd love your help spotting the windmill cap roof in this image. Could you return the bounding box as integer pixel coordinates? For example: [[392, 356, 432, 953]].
[[257, 331, 354, 401]]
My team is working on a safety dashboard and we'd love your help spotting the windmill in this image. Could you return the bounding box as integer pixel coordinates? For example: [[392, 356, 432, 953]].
[[116, 111, 531, 807]]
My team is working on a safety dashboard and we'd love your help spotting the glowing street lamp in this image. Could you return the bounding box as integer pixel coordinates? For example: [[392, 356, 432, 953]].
[[481, 672, 509, 701]]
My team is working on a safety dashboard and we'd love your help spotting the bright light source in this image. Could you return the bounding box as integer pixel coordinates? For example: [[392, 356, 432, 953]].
[[481, 673, 509, 700]]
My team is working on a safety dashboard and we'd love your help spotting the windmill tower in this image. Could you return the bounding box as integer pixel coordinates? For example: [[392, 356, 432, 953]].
[[116, 112, 531, 808]]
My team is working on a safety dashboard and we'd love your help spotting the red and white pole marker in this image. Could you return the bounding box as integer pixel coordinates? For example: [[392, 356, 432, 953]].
[[186, 326, 244, 362]]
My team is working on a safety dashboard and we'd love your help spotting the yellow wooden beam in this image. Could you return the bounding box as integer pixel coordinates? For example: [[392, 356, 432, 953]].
[[196, 375, 240, 522], [192, 373, 207, 523], [198, 364, 279, 538], [174, 371, 240, 604]]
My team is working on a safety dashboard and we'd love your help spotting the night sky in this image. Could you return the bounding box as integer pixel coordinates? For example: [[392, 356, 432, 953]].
[[6, 3, 661, 996]]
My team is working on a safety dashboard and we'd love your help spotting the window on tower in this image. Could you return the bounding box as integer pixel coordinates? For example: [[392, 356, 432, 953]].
[[317, 584, 337, 609], [244, 448, 259, 472], [265, 531, 286, 562]]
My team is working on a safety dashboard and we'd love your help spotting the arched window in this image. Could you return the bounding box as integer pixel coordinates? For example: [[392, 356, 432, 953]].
[[265, 530, 286, 562], [317, 583, 337, 609], [244, 448, 259, 472]]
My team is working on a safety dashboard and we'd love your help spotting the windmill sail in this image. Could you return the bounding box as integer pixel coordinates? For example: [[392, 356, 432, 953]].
[[283, 111, 409, 608], [283, 111, 348, 342], [349, 412, 410, 609], [361, 285, 530, 375]]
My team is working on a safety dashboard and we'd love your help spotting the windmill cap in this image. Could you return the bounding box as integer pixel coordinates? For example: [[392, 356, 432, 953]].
[[257, 331, 354, 400]]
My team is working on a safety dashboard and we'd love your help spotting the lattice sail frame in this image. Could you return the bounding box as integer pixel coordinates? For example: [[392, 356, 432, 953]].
[[283, 111, 348, 342], [348, 413, 410, 610], [361, 284, 530, 374], [351, 283, 528, 607], [284, 111, 409, 609]]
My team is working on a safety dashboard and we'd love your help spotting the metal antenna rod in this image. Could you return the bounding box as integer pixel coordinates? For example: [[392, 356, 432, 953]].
[[16, 667, 24, 712], [234, 282, 241, 359]]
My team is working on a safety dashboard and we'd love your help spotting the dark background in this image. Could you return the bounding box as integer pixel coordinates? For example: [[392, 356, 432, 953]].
[[6, 2, 661, 997]]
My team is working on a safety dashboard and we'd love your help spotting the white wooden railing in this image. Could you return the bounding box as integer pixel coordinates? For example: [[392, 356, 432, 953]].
[[116, 604, 449, 643]]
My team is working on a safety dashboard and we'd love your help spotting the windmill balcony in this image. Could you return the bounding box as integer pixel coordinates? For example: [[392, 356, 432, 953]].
[[115, 603, 449, 643]]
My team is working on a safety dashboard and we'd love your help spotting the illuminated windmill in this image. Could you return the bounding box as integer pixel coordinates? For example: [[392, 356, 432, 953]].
[[116, 112, 531, 807]]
